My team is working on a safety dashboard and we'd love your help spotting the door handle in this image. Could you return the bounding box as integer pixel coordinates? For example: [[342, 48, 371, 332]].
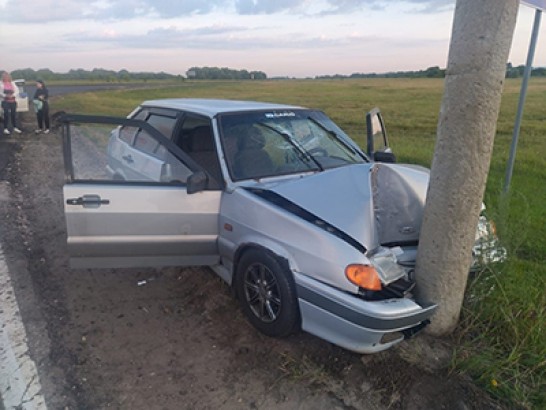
[[122, 154, 134, 163], [66, 194, 110, 208]]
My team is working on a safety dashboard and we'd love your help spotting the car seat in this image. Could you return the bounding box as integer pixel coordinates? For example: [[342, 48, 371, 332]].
[[187, 126, 223, 188], [233, 130, 275, 179]]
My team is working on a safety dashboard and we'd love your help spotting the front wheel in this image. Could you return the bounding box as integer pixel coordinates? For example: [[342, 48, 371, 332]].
[[235, 249, 300, 337]]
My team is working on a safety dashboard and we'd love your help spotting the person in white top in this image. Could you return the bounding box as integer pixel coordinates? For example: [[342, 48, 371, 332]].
[[1, 71, 23, 135]]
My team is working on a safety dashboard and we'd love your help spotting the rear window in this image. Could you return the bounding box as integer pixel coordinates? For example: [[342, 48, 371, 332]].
[[125, 110, 178, 155], [146, 114, 177, 139]]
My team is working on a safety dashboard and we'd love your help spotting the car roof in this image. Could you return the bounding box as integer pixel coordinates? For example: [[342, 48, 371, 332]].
[[140, 98, 305, 118]]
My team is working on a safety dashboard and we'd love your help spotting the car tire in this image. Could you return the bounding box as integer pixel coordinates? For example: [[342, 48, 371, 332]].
[[235, 249, 300, 337]]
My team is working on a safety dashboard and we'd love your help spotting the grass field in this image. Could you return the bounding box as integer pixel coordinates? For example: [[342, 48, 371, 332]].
[[53, 78, 545, 409]]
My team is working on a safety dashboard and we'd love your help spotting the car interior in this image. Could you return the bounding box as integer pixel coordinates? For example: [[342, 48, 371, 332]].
[[177, 124, 223, 189]]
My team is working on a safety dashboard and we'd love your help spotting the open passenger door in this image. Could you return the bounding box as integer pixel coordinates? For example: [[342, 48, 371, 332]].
[[61, 114, 221, 269], [366, 108, 396, 163]]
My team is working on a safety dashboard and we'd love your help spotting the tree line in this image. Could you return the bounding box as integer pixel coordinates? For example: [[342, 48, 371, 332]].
[[317, 66, 447, 79], [2, 67, 268, 82], [4, 64, 545, 82], [317, 63, 546, 80], [186, 66, 267, 80], [505, 62, 546, 78], [4, 68, 182, 82]]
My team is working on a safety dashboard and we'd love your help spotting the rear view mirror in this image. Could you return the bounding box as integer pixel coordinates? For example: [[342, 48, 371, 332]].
[[366, 108, 395, 162]]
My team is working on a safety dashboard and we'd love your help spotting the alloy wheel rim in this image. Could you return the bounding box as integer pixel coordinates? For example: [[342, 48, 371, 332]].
[[243, 263, 281, 323]]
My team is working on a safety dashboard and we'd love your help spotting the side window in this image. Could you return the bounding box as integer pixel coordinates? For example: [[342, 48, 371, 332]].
[[177, 115, 211, 149], [119, 109, 148, 144], [371, 114, 387, 152], [132, 113, 177, 157], [124, 110, 177, 152], [66, 120, 192, 184], [118, 127, 135, 144], [147, 114, 177, 139], [134, 130, 160, 156], [175, 114, 223, 188]]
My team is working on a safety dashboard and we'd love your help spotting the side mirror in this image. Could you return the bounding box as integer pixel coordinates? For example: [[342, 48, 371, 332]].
[[187, 171, 208, 194], [373, 151, 396, 163], [366, 108, 395, 162]]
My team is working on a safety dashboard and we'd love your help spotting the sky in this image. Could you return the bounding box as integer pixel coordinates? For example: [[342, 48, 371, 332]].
[[1, 0, 545, 78]]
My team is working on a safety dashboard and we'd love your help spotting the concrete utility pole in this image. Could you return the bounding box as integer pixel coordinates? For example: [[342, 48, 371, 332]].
[[415, 0, 519, 336]]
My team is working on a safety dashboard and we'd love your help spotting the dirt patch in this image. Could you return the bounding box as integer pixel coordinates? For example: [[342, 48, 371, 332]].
[[0, 114, 506, 409]]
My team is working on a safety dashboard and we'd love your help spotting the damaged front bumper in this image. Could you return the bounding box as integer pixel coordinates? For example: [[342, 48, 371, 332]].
[[471, 213, 507, 270], [295, 272, 437, 354]]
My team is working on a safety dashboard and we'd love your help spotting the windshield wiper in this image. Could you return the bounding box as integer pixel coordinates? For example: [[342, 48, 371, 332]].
[[307, 117, 368, 162], [257, 122, 324, 171]]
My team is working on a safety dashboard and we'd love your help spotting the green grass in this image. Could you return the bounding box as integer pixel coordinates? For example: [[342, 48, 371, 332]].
[[52, 78, 545, 408]]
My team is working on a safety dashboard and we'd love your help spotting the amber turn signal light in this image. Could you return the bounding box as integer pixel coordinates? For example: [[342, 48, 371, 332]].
[[345, 264, 382, 291]]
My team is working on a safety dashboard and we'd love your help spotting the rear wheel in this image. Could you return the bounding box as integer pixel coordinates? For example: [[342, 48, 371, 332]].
[[235, 249, 300, 337]]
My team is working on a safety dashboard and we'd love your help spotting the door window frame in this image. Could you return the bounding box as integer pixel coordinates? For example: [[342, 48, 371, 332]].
[[60, 113, 206, 187]]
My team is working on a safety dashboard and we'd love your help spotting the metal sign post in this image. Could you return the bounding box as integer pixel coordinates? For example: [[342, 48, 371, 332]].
[[504, 1, 545, 192]]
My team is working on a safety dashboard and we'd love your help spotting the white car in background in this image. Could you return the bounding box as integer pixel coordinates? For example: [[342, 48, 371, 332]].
[[14, 79, 29, 112]]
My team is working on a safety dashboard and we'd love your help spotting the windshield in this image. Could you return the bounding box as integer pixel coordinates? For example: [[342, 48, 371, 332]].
[[218, 109, 368, 180]]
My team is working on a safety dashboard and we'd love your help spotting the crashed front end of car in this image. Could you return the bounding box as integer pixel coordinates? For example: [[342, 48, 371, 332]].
[[226, 159, 505, 353], [295, 245, 437, 354], [221, 163, 436, 353], [216, 105, 507, 354]]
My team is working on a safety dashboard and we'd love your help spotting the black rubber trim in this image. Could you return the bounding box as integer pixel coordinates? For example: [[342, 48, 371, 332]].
[[296, 283, 436, 331]]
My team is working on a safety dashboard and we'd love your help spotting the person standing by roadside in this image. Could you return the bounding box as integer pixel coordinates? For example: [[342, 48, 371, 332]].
[[1, 71, 22, 135], [33, 80, 50, 134]]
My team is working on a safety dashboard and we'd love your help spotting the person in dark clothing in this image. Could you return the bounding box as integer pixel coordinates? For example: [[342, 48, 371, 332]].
[[33, 80, 50, 134]]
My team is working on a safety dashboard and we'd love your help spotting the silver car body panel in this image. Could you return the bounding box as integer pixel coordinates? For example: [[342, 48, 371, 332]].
[[295, 273, 436, 353], [64, 184, 221, 268], [371, 163, 429, 245], [260, 162, 429, 252], [140, 98, 303, 118], [218, 187, 367, 293], [217, 186, 436, 353]]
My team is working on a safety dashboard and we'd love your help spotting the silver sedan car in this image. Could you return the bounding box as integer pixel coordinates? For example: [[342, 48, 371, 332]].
[[60, 99, 501, 353]]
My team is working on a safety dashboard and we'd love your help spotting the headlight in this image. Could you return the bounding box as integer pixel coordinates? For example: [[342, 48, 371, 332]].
[[367, 247, 408, 284], [346, 247, 408, 290], [345, 264, 382, 290]]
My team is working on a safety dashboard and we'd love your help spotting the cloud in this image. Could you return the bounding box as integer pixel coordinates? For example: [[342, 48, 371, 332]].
[[317, 1, 454, 15], [61, 24, 250, 49], [235, 1, 454, 15], [59, 23, 444, 54], [0, 0, 454, 23], [121, 0, 226, 18], [235, 0, 455, 15], [1, 0, 86, 22], [401, 0, 454, 13], [0, 0, 226, 22], [234, 0, 305, 15]]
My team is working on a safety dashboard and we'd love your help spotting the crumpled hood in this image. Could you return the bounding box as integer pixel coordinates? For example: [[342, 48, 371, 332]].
[[264, 163, 429, 251]]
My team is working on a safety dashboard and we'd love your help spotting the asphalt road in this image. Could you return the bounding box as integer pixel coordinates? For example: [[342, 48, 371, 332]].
[[0, 89, 506, 410]]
